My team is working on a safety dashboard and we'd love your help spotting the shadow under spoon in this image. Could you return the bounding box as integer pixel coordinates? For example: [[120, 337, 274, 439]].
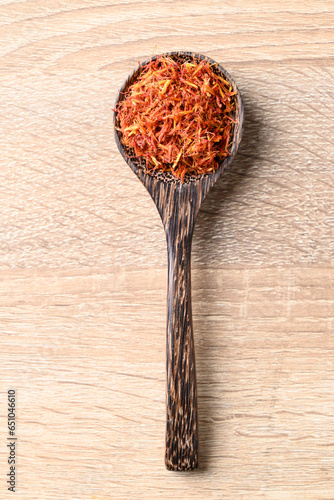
[[114, 51, 244, 471]]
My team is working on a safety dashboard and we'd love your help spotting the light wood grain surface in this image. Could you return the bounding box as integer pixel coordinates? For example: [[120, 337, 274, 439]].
[[1, 1, 334, 499]]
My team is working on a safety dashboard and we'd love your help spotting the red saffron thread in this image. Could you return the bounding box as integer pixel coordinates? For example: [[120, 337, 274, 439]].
[[115, 55, 237, 181]]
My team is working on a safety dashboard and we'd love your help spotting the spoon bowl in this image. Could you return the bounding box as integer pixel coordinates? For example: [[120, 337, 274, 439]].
[[114, 51, 244, 471]]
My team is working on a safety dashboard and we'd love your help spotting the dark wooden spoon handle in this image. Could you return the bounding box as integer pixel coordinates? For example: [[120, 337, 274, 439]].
[[165, 225, 198, 471], [156, 183, 199, 471], [136, 177, 216, 471], [132, 175, 219, 470]]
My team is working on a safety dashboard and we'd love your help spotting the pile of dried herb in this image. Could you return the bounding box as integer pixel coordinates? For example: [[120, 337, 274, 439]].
[[115, 55, 237, 181]]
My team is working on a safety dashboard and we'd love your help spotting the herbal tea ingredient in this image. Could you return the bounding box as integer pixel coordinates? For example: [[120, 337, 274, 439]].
[[115, 55, 237, 181]]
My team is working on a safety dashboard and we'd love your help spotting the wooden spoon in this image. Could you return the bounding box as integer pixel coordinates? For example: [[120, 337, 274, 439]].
[[114, 51, 244, 471]]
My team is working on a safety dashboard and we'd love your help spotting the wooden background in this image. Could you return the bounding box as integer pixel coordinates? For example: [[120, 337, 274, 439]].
[[1, 1, 334, 498]]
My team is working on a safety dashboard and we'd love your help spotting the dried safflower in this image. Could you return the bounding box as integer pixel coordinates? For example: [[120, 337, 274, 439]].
[[114, 55, 237, 181]]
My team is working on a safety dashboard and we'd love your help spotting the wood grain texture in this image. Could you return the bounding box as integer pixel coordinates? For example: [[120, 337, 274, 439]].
[[0, 0, 334, 498]]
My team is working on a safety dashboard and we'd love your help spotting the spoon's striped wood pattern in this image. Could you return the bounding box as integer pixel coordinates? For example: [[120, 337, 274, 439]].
[[114, 52, 244, 470]]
